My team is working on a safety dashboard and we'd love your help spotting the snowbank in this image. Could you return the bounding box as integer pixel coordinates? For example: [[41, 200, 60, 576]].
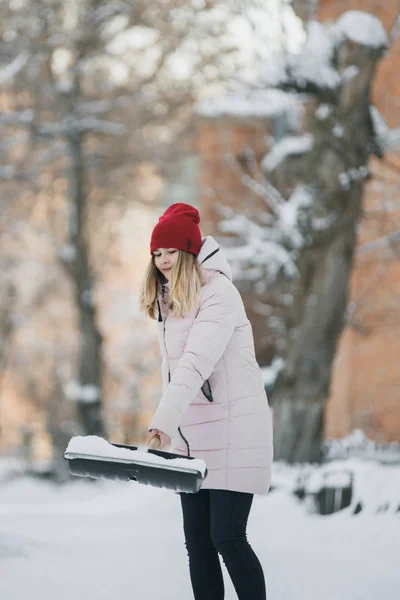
[[324, 428, 400, 464], [304, 458, 400, 515], [271, 436, 400, 517]]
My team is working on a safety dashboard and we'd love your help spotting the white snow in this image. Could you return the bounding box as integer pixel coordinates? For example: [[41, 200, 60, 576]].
[[333, 11, 389, 50], [0, 50, 28, 86], [107, 25, 159, 55], [58, 244, 77, 263], [381, 129, 400, 151], [291, 21, 340, 90], [261, 356, 285, 388], [65, 435, 207, 477], [370, 105, 400, 152], [50, 47, 73, 78], [194, 89, 300, 120], [260, 11, 388, 95], [312, 212, 336, 231], [315, 103, 332, 120], [324, 429, 400, 464], [332, 123, 344, 138], [262, 134, 313, 172], [217, 185, 314, 286], [340, 64, 359, 83], [338, 172, 351, 189], [223, 239, 296, 282], [65, 382, 100, 403], [302, 459, 400, 515], [0, 459, 398, 600], [305, 466, 352, 494], [259, 21, 339, 91], [370, 105, 389, 137], [219, 215, 298, 283], [338, 165, 369, 189], [259, 52, 288, 88], [277, 185, 313, 246]]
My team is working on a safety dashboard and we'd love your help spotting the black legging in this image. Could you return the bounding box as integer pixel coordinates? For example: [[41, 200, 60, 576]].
[[180, 489, 266, 600]]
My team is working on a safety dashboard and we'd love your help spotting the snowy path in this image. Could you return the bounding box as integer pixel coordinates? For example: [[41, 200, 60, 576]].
[[0, 477, 399, 600]]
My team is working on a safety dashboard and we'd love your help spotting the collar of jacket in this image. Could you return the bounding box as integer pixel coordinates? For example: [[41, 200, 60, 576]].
[[197, 236, 232, 281]]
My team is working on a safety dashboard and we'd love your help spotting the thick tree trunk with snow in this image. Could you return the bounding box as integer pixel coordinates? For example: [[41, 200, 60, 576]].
[[272, 207, 361, 462], [269, 26, 387, 462]]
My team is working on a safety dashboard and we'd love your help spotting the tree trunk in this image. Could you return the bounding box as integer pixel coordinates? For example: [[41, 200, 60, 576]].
[[272, 212, 361, 462], [57, 97, 105, 436], [270, 36, 385, 462], [0, 284, 15, 384], [65, 130, 105, 436]]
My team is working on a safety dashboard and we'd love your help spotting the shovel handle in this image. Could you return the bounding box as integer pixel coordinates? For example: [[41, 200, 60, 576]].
[[148, 435, 161, 450]]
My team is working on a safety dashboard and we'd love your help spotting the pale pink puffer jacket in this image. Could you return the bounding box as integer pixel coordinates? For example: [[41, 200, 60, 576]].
[[149, 236, 273, 494]]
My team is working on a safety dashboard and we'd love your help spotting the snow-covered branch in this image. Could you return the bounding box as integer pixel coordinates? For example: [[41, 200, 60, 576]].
[[219, 215, 298, 284], [218, 183, 315, 287], [195, 89, 300, 120], [227, 149, 285, 214], [388, 11, 400, 45], [356, 230, 400, 256], [0, 51, 29, 86], [260, 12, 388, 97], [370, 105, 400, 153], [0, 110, 35, 126], [72, 117, 126, 136], [262, 134, 313, 172], [0, 114, 126, 140], [383, 128, 400, 152]]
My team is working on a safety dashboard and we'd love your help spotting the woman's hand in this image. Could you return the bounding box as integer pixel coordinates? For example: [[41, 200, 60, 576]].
[[147, 429, 171, 450]]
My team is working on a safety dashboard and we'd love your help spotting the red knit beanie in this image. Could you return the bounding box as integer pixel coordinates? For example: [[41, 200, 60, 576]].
[[150, 203, 202, 256]]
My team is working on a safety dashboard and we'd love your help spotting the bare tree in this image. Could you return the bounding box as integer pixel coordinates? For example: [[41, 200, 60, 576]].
[[0, 0, 268, 443]]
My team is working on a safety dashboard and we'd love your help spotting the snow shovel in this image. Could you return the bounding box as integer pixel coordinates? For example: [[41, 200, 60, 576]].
[[64, 435, 207, 494]]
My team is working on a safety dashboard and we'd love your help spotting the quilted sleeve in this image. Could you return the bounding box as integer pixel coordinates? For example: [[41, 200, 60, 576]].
[[149, 280, 238, 440]]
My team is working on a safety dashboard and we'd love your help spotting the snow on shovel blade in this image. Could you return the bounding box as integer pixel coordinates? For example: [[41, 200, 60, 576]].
[[64, 435, 207, 494]]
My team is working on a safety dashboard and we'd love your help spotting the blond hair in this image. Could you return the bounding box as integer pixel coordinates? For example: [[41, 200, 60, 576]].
[[139, 251, 203, 319]]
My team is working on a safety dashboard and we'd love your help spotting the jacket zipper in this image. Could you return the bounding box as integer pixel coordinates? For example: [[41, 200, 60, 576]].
[[198, 246, 217, 403], [159, 289, 191, 458]]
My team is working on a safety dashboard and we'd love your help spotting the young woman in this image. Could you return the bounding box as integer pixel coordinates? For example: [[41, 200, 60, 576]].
[[140, 202, 273, 600]]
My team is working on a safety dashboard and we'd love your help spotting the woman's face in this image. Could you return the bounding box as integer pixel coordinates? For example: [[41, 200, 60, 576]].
[[153, 248, 179, 281]]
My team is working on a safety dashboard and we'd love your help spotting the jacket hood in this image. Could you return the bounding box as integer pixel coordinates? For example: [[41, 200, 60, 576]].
[[158, 236, 232, 294], [197, 236, 232, 281]]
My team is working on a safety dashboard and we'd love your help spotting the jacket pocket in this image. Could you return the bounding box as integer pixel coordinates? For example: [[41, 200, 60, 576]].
[[201, 379, 214, 402]]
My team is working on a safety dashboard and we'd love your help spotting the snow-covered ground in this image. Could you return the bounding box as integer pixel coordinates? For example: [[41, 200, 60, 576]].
[[0, 463, 399, 600]]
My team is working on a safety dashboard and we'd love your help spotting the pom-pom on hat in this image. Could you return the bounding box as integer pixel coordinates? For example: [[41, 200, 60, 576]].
[[150, 203, 202, 256]]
